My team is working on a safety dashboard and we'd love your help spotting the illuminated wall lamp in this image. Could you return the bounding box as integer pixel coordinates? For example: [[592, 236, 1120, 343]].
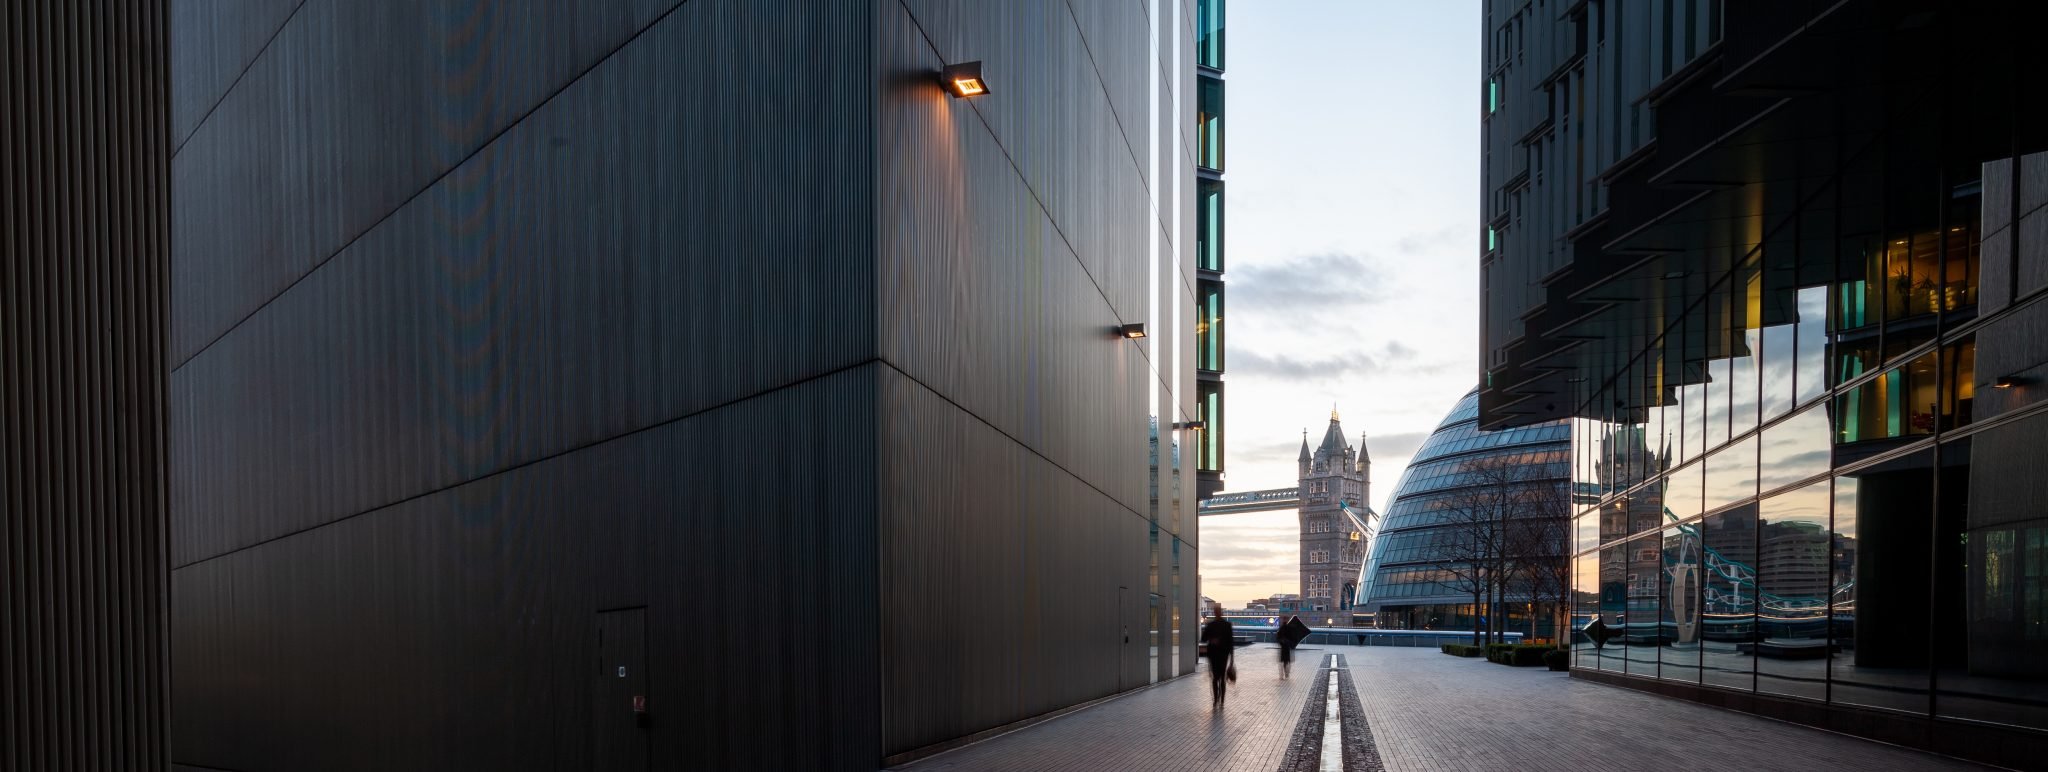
[[1118, 322, 1147, 339], [940, 61, 990, 98], [1175, 420, 1205, 431], [1993, 375, 2027, 389]]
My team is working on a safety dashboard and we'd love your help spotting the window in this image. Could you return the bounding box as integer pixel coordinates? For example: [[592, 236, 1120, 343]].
[[1196, 0, 1224, 70], [1197, 179, 1224, 272], [1197, 75, 1225, 171], [1197, 280, 1224, 372], [1198, 380, 1224, 473]]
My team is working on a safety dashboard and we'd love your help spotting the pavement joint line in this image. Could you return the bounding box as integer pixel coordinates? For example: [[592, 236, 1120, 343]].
[[1319, 661, 1343, 771]]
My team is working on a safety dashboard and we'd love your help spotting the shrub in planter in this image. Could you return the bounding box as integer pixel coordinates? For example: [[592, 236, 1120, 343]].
[[1544, 648, 1570, 671], [1440, 643, 1482, 657]]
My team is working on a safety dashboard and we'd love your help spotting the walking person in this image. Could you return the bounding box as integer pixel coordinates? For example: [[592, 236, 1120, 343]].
[[1200, 602, 1235, 709], [1277, 615, 1303, 679]]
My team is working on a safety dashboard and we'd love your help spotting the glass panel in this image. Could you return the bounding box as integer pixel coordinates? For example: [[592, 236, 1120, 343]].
[[1793, 286, 1828, 407], [1704, 435, 1758, 513], [1942, 418, 2048, 730], [1196, 280, 1223, 372], [1197, 381, 1223, 473], [1197, 75, 1224, 171], [1758, 405, 1830, 494], [1660, 523, 1703, 683], [1706, 358, 1730, 450], [1834, 242, 1883, 388], [1661, 460, 1703, 526], [1681, 376, 1706, 465], [1575, 552, 1601, 667], [1701, 503, 1759, 690], [1943, 190, 1980, 318], [1761, 313, 1796, 421], [1834, 350, 1938, 443], [1831, 450, 1932, 714], [1627, 534, 1661, 676], [1884, 231, 1941, 358], [1196, 179, 1223, 272], [1576, 511, 1600, 555], [1196, 0, 1224, 70], [1599, 542, 1628, 673], [1732, 327, 1761, 437], [1942, 338, 1975, 431], [1756, 481, 1832, 700]]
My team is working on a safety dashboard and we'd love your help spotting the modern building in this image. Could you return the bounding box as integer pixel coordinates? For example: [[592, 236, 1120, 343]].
[[1296, 411, 1370, 620], [4, 3, 171, 769], [1479, 1, 2048, 766], [1196, 0, 1229, 499], [167, 2, 1202, 769], [1356, 389, 1571, 637]]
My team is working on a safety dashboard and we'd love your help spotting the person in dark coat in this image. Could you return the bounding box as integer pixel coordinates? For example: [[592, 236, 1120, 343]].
[[1278, 615, 1302, 679], [1200, 602, 1235, 709]]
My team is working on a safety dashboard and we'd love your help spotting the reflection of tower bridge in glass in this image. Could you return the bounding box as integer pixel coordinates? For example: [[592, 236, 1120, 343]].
[[1663, 508, 1849, 616], [1196, 409, 1375, 616]]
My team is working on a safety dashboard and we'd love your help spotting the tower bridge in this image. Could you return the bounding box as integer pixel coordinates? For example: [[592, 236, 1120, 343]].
[[1197, 409, 1378, 613]]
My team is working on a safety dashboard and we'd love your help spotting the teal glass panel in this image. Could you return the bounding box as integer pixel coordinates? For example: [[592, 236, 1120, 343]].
[[1197, 179, 1223, 272], [1197, 0, 1224, 70]]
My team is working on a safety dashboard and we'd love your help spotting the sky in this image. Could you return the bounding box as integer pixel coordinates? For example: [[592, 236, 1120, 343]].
[[1197, 2, 1481, 608]]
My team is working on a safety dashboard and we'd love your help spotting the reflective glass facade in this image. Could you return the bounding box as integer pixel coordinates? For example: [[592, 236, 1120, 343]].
[[1194, 0, 1226, 496], [1481, 6, 2048, 761], [1358, 390, 1570, 636]]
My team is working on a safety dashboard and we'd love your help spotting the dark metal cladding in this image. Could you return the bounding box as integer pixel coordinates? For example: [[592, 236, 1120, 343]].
[[2, 1, 172, 769], [168, 1, 1196, 769]]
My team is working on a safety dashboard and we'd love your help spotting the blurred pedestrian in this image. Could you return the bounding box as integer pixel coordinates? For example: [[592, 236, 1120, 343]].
[[1200, 602, 1235, 709], [1277, 615, 1303, 679]]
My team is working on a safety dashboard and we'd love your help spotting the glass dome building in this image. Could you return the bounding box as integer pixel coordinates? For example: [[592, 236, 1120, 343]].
[[1357, 388, 1571, 637]]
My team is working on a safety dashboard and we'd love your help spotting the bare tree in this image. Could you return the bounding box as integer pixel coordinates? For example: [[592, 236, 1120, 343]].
[[1419, 452, 1570, 646]]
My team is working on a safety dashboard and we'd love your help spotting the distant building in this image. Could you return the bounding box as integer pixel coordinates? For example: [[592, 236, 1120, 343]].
[[1297, 410, 1370, 617], [1356, 389, 1570, 636]]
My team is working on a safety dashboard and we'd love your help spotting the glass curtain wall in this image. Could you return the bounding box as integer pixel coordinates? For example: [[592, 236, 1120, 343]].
[[1567, 167, 2048, 733]]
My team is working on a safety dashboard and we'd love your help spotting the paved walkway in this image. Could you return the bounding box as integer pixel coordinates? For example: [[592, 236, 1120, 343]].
[[891, 645, 1995, 772]]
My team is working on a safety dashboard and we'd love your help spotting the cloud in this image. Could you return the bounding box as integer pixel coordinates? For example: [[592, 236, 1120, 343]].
[[1230, 252, 1392, 316], [1364, 430, 1429, 461], [1227, 341, 1438, 382]]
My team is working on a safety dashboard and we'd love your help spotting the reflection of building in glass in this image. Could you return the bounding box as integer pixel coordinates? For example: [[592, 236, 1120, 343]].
[[1357, 389, 1570, 637], [1482, 2, 2048, 765]]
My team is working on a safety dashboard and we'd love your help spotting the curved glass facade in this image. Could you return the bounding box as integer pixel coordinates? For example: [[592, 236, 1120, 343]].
[[1358, 389, 1570, 635]]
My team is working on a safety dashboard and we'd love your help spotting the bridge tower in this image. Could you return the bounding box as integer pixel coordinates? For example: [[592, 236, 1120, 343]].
[[1297, 408, 1369, 619]]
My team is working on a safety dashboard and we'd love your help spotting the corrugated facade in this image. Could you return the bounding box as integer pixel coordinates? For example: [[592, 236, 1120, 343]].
[[168, 1, 1197, 769], [2, 2, 171, 770]]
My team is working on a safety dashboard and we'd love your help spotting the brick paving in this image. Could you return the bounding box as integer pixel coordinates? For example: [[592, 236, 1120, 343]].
[[893, 645, 1995, 772], [1348, 647, 1992, 772], [892, 645, 1325, 772]]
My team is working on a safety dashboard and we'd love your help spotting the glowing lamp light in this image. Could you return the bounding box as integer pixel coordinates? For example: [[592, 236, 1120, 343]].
[[1118, 322, 1147, 339], [1175, 420, 1206, 431], [1994, 375, 2022, 389], [940, 61, 990, 99]]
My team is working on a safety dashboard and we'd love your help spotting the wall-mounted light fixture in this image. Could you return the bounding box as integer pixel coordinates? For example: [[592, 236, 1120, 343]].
[[1175, 420, 1205, 431], [1994, 375, 2026, 389], [940, 61, 989, 98], [1118, 322, 1147, 339]]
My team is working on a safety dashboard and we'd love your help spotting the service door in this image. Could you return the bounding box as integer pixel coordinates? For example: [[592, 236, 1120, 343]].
[[594, 607, 649, 772]]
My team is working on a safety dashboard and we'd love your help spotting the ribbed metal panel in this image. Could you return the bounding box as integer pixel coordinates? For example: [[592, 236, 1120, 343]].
[[169, 1, 878, 769], [1, 1, 170, 770]]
